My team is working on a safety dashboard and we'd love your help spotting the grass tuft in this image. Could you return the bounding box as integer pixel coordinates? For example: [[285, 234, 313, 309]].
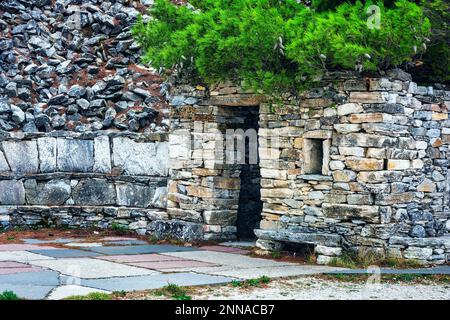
[[0, 290, 19, 300], [153, 284, 192, 300], [65, 292, 112, 300], [230, 276, 272, 288]]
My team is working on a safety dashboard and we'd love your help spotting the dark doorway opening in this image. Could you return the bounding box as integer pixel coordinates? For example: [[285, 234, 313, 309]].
[[235, 106, 262, 239]]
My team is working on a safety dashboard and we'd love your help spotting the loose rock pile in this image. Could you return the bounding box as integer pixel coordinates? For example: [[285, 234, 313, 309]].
[[0, 0, 168, 133]]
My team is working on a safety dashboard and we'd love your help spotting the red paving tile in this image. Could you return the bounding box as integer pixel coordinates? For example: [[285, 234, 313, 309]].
[[199, 245, 250, 255], [127, 260, 217, 270], [0, 267, 43, 275], [0, 261, 30, 268], [96, 253, 183, 263], [0, 244, 61, 251]]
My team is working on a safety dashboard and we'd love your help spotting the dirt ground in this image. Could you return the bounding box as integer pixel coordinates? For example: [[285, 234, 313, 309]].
[[121, 275, 450, 300]]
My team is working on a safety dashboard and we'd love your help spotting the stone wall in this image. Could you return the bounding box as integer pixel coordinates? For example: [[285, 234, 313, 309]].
[[0, 131, 169, 232], [162, 84, 264, 241], [167, 71, 450, 264], [255, 72, 450, 264]]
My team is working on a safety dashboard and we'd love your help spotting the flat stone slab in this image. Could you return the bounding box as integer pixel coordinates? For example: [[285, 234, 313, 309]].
[[0, 251, 54, 262], [101, 237, 139, 241], [200, 245, 250, 255], [0, 262, 43, 275], [47, 285, 111, 300], [97, 253, 183, 263], [325, 265, 450, 275], [30, 258, 159, 279], [127, 260, 217, 270], [0, 261, 30, 268], [28, 249, 101, 258], [0, 270, 60, 286], [176, 265, 347, 279], [0, 284, 56, 300], [163, 251, 296, 268], [220, 241, 256, 248], [0, 244, 59, 251], [104, 240, 148, 245], [22, 238, 80, 244], [87, 245, 198, 255], [66, 273, 235, 292], [65, 242, 103, 248]]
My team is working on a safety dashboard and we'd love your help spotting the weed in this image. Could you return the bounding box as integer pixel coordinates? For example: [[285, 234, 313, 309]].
[[110, 223, 129, 234], [112, 290, 127, 297], [328, 249, 426, 269], [230, 276, 272, 288], [0, 291, 19, 300], [65, 292, 111, 300], [154, 284, 192, 300]]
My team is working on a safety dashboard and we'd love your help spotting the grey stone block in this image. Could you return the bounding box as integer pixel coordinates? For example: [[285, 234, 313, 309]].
[[37, 137, 57, 173], [2, 140, 38, 174], [0, 180, 25, 205], [25, 179, 71, 205], [116, 183, 153, 208], [57, 138, 94, 172], [72, 179, 116, 205], [93, 136, 111, 173]]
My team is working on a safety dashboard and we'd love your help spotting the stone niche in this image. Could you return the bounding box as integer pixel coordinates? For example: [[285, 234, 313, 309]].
[[165, 72, 450, 265]]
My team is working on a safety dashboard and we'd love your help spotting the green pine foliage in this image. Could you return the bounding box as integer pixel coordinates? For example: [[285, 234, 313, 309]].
[[133, 0, 431, 93]]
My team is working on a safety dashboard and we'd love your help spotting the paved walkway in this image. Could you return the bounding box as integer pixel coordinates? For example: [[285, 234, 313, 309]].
[[0, 237, 342, 299], [1, 237, 448, 299]]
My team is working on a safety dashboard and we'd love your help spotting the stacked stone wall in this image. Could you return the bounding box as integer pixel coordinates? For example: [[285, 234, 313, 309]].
[[255, 74, 450, 264], [0, 131, 169, 232]]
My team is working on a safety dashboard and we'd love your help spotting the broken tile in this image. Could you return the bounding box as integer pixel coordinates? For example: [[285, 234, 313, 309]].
[[127, 260, 217, 270], [67, 273, 235, 292], [30, 258, 159, 279], [47, 285, 111, 300], [87, 245, 198, 255], [96, 253, 182, 263], [0, 251, 54, 262]]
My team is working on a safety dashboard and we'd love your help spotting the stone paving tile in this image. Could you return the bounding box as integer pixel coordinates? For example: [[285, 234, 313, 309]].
[[101, 237, 139, 241], [28, 249, 101, 258], [188, 265, 347, 279], [0, 284, 57, 300], [0, 267, 43, 275], [199, 245, 250, 255], [0, 251, 55, 262], [87, 244, 199, 255], [30, 258, 159, 279], [97, 253, 183, 263], [127, 260, 217, 270], [163, 251, 297, 268], [47, 285, 111, 300], [104, 240, 148, 245], [22, 238, 80, 244], [0, 270, 60, 286], [65, 242, 104, 248], [0, 261, 30, 268], [0, 244, 59, 251], [64, 273, 236, 292]]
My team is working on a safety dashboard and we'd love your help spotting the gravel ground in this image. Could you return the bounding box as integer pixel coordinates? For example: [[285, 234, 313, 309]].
[[185, 276, 450, 300]]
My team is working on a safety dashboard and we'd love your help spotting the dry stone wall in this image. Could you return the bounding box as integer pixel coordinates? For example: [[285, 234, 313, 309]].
[[0, 131, 169, 232], [255, 72, 450, 264], [167, 71, 450, 264]]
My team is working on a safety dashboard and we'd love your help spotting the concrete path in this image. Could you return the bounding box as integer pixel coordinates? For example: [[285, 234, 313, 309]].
[[0, 236, 447, 299]]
